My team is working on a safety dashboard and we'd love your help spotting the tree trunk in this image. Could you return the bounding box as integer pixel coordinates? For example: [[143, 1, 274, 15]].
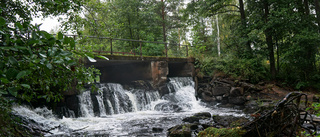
[[239, 0, 252, 56], [215, 15, 221, 57], [161, 0, 167, 43], [264, 0, 276, 79], [314, 0, 320, 32], [304, 0, 310, 15]]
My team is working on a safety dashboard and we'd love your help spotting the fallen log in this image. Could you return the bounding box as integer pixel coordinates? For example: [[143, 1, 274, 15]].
[[242, 92, 317, 137]]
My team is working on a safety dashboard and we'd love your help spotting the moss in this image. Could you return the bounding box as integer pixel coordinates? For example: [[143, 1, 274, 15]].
[[198, 127, 246, 137]]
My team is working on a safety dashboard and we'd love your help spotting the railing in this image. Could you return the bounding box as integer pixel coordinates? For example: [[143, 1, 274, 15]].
[[63, 34, 189, 58]]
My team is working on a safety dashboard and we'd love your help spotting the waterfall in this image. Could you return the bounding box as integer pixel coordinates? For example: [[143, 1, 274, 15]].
[[78, 77, 198, 117], [12, 77, 246, 136], [78, 90, 94, 117], [96, 90, 107, 117]]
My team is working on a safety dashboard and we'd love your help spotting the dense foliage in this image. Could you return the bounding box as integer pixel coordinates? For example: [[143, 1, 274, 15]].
[[186, 0, 320, 89], [64, 0, 188, 57], [0, 0, 102, 135]]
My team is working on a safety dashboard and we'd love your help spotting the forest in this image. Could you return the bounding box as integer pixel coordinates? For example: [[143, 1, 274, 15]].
[[61, 0, 320, 90], [1, 0, 320, 136]]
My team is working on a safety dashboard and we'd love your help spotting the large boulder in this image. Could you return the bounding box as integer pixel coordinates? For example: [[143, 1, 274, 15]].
[[228, 96, 247, 105], [182, 112, 212, 123], [168, 124, 192, 137], [168, 124, 204, 137], [213, 115, 249, 127], [230, 87, 243, 97], [211, 86, 230, 96], [201, 92, 216, 102]]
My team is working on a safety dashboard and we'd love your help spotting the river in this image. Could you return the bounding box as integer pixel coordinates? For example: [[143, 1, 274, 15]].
[[12, 77, 245, 136]]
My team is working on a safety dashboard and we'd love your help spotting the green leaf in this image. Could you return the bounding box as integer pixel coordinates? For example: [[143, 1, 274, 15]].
[[67, 60, 77, 66], [53, 60, 64, 64], [8, 87, 17, 97], [63, 37, 70, 45], [6, 68, 19, 79], [21, 84, 31, 89], [32, 31, 38, 39], [0, 62, 4, 69], [15, 22, 23, 30], [86, 56, 96, 62], [0, 90, 8, 95], [0, 78, 9, 84], [8, 56, 18, 66], [70, 39, 75, 49], [46, 63, 53, 69], [0, 17, 6, 26], [58, 32, 63, 40], [96, 55, 109, 60], [39, 53, 47, 58], [16, 71, 28, 79]]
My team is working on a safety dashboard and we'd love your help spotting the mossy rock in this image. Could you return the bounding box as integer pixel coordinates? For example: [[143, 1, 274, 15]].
[[182, 112, 211, 123], [168, 124, 199, 137], [212, 115, 249, 128], [198, 127, 246, 137]]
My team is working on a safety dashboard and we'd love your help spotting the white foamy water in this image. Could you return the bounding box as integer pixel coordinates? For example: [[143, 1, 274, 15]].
[[12, 77, 246, 136]]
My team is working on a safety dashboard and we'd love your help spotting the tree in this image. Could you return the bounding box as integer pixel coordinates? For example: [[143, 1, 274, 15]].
[[0, 0, 100, 104]]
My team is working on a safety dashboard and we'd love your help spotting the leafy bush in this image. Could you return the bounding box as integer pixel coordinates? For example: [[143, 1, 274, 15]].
[[214, 55, 268, 83], [195, 56, 216, 77], [141, 43, 165, 56], [0, 18, 100, 103]]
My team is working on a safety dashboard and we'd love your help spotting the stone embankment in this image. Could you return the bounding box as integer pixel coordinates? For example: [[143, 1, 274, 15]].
[[196, 77, 263, 106], [168, 76, 320, 136]]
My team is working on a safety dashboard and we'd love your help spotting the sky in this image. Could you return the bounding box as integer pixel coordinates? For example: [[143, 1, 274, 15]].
[[31, 17, 61, 33]]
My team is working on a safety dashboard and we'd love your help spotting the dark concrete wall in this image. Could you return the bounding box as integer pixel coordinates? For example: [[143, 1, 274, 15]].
[[168, 62, 195, 77], [86, 59, 152, 83], [84, 56, 195, 84]]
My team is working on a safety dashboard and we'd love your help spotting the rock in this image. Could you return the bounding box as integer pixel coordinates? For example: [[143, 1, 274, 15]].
[[230, 87, 243, 97], [168, 124, 192, 137], [239, 82, 262, 92], [194, 112, 211, 119], [212, 86, 231, 96], [201, 92, 216, 102], [213, 115, 249, 127], [168, 124, 200, 137], [182, 116, 200, 123], [183, 112, 212, 123], [152, 127, 164, 133], [228, 96, 247, 105], [203, 91, 212, 97], [216, 96, 223, 101], [219, 79, 236, 86]]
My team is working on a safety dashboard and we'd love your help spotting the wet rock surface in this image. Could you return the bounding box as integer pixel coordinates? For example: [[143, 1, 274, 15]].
[[168, 111, 250, 137]]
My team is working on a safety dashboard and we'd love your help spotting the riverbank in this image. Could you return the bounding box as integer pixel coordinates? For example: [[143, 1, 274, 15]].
[[167, 75, 320, 136]]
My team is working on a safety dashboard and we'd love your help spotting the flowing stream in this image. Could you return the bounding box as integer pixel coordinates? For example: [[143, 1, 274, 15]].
[[12, 77, 245, 136]]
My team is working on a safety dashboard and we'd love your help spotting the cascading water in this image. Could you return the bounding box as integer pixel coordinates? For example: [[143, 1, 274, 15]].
[[12, 77, 246, 136]]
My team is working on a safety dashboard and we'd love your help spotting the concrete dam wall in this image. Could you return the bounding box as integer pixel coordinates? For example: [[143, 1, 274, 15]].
[[84, 56, 195, 87]]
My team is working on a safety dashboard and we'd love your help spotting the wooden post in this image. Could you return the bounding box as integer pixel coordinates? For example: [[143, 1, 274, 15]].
[[140, 40, 142, 57], [110, 38, 113, 55], [186, 45, 188, 57], [165, 43, 168, 58]]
